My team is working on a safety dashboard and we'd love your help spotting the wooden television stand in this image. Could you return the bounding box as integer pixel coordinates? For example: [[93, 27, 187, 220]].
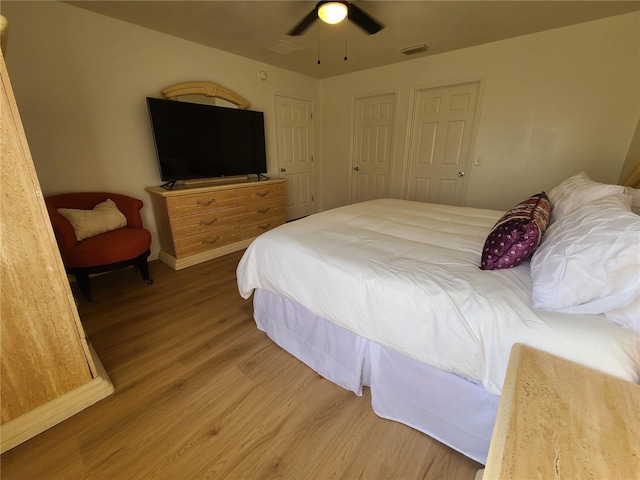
[[146, 178, 286, 270]]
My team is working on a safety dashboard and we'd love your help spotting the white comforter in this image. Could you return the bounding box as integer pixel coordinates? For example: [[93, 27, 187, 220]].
[[237, 199, 639, 395]]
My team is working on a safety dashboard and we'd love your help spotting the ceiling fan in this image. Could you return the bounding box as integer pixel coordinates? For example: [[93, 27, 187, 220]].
[[287, 1, 384, 36]]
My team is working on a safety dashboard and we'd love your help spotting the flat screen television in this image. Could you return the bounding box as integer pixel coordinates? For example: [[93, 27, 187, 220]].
[[146, 97, 267, 186]]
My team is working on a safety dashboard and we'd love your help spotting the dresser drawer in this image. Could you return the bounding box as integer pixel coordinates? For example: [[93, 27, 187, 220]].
[[240, 215, 285, 240], [236, 183, 285, 205], [170, 207, 238, 239], [237, 199, 285, 225], [174, 225, 240, 258], [167, 190, 237, 217]]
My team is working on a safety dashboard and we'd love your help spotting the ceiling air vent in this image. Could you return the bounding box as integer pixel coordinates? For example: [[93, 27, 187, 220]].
[[264, 40, 302, 55], [398, 43, 428, 56]]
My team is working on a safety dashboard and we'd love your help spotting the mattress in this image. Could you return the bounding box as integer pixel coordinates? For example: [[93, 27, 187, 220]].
[[237, 199, 640, 395]]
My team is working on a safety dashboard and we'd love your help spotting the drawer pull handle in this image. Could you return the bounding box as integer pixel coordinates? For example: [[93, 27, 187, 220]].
[[196, 199, 216, 206], [256, 191, 269, 197], [202, 236, 221, 245], [199, 218, 218, 226], [257, 207, 271, 214], [258, 222, 272, 230]]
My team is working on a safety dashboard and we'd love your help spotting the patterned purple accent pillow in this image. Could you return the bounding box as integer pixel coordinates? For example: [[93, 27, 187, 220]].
[[480, 192, 551, 270]]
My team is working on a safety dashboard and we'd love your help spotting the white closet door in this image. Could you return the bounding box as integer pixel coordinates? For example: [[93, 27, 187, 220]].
[[350, 93, 396, 203], [405, 82, 480, 206], [274, 95, 315, 220]]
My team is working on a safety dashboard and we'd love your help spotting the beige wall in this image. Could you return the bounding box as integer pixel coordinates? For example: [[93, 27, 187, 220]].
[[319, 12, 640, 211], [1, 1, 319, 260]]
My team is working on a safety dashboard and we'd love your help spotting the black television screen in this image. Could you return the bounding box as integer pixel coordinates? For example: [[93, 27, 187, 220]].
[[146, 97, 267, 182]]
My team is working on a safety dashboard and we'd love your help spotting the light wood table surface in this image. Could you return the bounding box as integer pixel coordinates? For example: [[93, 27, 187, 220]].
[[482, 343, 639, 479]]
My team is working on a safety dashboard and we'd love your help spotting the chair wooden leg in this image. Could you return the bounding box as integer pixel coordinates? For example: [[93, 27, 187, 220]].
[[136, 251, 153, 285], [74, 271, 93, 302]]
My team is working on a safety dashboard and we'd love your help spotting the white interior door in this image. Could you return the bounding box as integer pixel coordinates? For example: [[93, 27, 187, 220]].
[[350, 93, 395, 203], [274, 95, 314, 220], [405, 82, 480, 206]]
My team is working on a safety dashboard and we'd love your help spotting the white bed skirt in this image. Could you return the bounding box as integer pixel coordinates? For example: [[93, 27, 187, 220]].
[[253, 288, 500, 464]]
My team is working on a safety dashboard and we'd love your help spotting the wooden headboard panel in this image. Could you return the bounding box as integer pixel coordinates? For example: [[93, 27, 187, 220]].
[[620, 162, 640, 189], [619, 117, 640, 188]]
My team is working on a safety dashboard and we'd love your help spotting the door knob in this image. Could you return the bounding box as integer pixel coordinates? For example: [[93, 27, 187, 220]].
[[280, 167, 286, 172], [353, 166, 360, 171], [458, 171, 465, 177]]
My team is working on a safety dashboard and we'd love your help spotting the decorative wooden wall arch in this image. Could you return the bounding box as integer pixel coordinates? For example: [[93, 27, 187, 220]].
[[161, 82, 250, 109]]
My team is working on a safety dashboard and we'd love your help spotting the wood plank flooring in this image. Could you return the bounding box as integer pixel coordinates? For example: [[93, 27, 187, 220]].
[[1, 251, 481, 479]]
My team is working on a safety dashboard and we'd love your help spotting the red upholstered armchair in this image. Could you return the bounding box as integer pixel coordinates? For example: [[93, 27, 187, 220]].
[[45, 192, 153, 301]]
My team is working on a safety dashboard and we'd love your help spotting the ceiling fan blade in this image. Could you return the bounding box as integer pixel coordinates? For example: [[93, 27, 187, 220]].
[[348, 2, 384, 35], [287, 8, 318, 36]]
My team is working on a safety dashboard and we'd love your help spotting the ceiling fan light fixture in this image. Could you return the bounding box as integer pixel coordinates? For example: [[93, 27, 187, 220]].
[[318, 2, 348, 25]]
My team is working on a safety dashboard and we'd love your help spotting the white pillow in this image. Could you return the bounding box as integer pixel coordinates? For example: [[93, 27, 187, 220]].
[[548, 171, 625, 221], [603, 295, 640, 335], [530, 194, 640, 314], [58, 199, 127, 241], [625, 186, 640, 214]]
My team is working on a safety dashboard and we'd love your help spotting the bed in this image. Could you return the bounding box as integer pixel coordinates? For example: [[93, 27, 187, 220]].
[[236, 172, 640, 464]]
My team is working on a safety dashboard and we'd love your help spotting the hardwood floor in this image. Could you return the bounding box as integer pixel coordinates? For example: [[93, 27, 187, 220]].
[[1, 251, 481, 479]]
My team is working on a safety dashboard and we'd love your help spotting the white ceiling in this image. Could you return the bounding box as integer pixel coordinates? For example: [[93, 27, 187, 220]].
[[66, 1, 640, 79]]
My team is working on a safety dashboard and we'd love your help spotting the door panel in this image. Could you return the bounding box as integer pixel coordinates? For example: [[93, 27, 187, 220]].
[[275, 96, 314, 220], [406, 82, 480, 206], [351, 93, 396, 203]]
